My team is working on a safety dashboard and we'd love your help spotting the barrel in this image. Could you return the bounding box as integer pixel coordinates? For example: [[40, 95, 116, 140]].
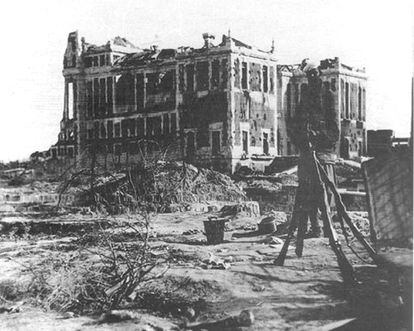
[[203, 217, 228, 244], [258, 216, 277, 234]]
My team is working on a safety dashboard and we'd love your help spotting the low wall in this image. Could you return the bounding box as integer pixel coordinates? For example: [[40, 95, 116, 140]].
[[245, 185, 367, 218], [363, 150, 413, 249]]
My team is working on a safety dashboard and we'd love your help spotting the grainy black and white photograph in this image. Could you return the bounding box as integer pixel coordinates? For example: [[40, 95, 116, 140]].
[[0, 0, 412, 330]]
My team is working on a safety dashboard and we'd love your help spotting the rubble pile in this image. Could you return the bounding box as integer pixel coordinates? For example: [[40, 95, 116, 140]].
[[75, 162, 246, 213], [154, 162, 246, 203], [334, 159, 362, 184], [238, 179, 282, 193]]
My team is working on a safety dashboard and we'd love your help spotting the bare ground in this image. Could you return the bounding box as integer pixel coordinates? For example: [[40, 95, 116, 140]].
[[0, 211, 410, 330]]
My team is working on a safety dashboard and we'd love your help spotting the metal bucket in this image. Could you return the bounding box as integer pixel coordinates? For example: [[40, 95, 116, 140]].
[[258, 216, 277, 234], [203, 217, 228, 244]]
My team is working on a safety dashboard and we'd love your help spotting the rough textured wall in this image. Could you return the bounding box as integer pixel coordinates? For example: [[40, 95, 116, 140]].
[[363, 151, 413, 249], [341, 121, 364, 156], [234, 91, 276, 148], [180, 91, 228, 147]]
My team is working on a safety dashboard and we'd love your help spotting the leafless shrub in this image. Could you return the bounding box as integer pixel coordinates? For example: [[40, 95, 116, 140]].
[[14, 141, 172, 314], [15, 219, 169, 314]]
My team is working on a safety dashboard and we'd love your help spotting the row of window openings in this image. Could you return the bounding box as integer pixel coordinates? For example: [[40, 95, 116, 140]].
[[239, 62, 273, 93], [86, 115, 177, 140], [186, 131, 270, 156], [285, 79, 366, 121], [84, 54, 121, 68], [181, 59, 228, 92], [53, 147, 74, 158], [241, 131, 270, 155], [286, 79, 337, 113], [59, 131, 74, 141], [344, 83, 366, 121], [84, 73, 175, 117], [186, 131, 222, 156], [84, 58, 226, 95]]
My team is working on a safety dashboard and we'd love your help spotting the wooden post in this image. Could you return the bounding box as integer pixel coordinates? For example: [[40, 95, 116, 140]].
[[316, 159, 379, 263], [311, 152, 356, 284]]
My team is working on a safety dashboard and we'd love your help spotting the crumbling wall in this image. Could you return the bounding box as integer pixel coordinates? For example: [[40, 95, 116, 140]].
[[180, 91, 228, 147], [341, 121, 364, 158], [233, 91, 276, 149], [145, 69, 176, 112]]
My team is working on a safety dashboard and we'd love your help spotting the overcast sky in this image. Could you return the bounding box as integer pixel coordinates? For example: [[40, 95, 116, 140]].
[[0, 0, 412, 161]]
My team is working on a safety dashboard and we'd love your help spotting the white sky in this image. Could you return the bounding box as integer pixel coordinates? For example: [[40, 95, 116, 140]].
[[0, 0, 412, 162]]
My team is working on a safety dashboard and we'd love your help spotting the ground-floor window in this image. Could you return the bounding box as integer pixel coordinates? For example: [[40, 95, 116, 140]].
[[212, 131, 221, 155], [263, 132, 269, 155], [242, 130, 248, 154]]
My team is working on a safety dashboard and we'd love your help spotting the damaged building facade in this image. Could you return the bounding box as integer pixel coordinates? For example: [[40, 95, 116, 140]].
[[51, 31, 367, 172], [277, 58, 367, 159], [51, 31, 278, 173]]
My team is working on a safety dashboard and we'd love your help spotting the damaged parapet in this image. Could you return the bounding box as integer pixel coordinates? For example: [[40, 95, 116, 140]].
[[202, 33, 215, 48]]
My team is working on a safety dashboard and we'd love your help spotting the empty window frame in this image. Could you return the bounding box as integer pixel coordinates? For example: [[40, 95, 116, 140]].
[[242, 130, 248, 154], [345, 82, 350, 119], [212, 131, 221, 155], [170, 113, 177, 133], [211, 60, 220, 89], [107, 120, 113, 138], [262, 65, 268, 92], [163, 114, 169, 135], [114, 122, 121, 138], [196, 61, 209, 91], [241, 62, 248, 89], [186, 64, 194, 92]]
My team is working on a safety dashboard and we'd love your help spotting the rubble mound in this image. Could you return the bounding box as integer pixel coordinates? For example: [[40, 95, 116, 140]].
[[218, 201, 260, 219], [76, 162, 246, 214], [335, 159, 362, 184], [238, 179, 283, 193]]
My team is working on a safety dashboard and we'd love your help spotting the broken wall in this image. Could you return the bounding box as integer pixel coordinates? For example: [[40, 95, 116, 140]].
[[363, 150, 413, 249], [233, 91, 276, 151]]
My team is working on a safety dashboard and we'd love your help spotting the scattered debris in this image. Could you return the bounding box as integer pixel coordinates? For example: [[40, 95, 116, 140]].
[[187, 309, 254, 330], [98, 310, 137, 324], [202, 253, 231, 270], [182, 229, 200, 235], [218, 201, 260, 219]]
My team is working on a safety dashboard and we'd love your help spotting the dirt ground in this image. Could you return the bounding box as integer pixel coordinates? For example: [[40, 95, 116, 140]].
[[0, 211, 411, 330]]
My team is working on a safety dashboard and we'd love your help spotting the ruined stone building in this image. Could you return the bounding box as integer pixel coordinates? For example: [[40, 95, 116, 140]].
[[51, 31, 367, 172], [277, 58, 367, 159]]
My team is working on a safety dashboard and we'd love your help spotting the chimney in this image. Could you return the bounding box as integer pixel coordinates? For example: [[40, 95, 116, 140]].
[[202, 33, 215, 48]]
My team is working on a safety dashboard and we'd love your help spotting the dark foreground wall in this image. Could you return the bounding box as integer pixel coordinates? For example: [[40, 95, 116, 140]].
[[363, 150, 413, 249]]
